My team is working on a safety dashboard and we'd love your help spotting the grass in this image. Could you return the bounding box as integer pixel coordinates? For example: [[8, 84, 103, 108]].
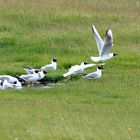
[[0, 0, 140, 139]]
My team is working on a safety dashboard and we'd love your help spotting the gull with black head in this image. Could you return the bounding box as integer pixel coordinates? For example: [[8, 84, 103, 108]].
[[90, 25, 118, 62], [82, 64, 104, 79], [41, 58, 57, 71], [63, 62, 97, 77]]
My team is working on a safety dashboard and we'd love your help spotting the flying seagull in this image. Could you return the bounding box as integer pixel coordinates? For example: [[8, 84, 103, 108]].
[[90, 25, 118, 62]]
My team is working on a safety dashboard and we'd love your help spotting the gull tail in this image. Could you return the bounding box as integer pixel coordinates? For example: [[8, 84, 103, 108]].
[[16, 75, 26, 82], [63, 71, 73, 77], [63, 73, 69, 77], [23, 65, 32, 70], [91, 56, 100, 62]]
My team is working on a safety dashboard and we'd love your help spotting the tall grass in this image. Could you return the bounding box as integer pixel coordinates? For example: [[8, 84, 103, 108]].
[[0, 0, 140, 139]]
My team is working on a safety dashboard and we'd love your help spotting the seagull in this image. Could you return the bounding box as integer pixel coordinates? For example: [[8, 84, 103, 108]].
[[41, 58, 57, 71], [17, 70, 40, 82], [23, 65, 46, 79], [23, 59, 56, 74], [63, 62, 97, 77], [0, 75, 22, 89], [90, 25, 118, 62], [82, 65, 103, 79]]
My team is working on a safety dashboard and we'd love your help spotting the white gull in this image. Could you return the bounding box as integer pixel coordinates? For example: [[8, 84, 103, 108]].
[[82, 65, 103, 79], [91, 25, 117, 62], [63, 62, 97, 77]]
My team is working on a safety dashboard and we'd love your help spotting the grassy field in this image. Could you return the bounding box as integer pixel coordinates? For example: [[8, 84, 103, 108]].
[[0, 0, 140, 139]]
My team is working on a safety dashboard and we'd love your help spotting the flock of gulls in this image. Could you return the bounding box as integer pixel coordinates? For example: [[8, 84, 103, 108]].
[[0, 25, 118, 90]]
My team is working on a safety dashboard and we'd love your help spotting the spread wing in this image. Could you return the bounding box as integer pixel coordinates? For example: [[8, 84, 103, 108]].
[[101, 29, 113, 57], [92, 25, 104, 56], [101, 43, 112, 57], [83, 64, 97, 69]]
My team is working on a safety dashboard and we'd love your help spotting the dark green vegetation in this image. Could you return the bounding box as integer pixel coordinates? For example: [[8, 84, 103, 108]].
[[0, 0, 140, 139]]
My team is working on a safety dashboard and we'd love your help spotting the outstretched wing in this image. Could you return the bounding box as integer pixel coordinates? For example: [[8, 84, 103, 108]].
[[83, 64, 97, 69], [92, 25, 104, 56], [101, 43, 112, 57], [69, 65, 79, 72], [101, 29, 113, 57]]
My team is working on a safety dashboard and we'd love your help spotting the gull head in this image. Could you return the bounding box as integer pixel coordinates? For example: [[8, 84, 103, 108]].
[[80, 62, 89, 66], [37, 69, 47, 74], [113, 53, 118, 56], [98, 65, 104, 70], [83, 62, 89, 65], [43, 71, 47, 74], [52, 58, 57, 62], [35, 70, 40, 73]]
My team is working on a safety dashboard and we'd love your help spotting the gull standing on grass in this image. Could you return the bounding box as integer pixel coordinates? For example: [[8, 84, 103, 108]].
[[82, 65, 103, 79], [17, 70, 40, 83], [90, 25, 118, 62], [23, 59, 57, 75], [41, 58, 57, 71], [23, 66, 46, 80], [63, 62, 97, 77]]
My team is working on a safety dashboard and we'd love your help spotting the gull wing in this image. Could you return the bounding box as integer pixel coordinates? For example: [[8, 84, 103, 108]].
[[63, 70, 76, 77], [92, 25, 104, 56], [101, 43, 113, 57], [82, 72, 98, 79], [83, 64, 97, 69], [23, 65, 35, 74], [101, 30, 113, 57], [24, 68, 35, 74], [0, 76, 10, 81], [0, 75, 18, 83], [20, 74, 35, 80], [69, 65, 80, 72], [41, 63, 53, 71]]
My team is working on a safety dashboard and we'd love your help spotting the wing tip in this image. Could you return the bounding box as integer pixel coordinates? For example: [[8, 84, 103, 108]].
[[92, 25, 96, 32]]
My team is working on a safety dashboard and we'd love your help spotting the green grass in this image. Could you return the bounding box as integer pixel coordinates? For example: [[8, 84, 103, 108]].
[[0, 0, 140, 139]]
